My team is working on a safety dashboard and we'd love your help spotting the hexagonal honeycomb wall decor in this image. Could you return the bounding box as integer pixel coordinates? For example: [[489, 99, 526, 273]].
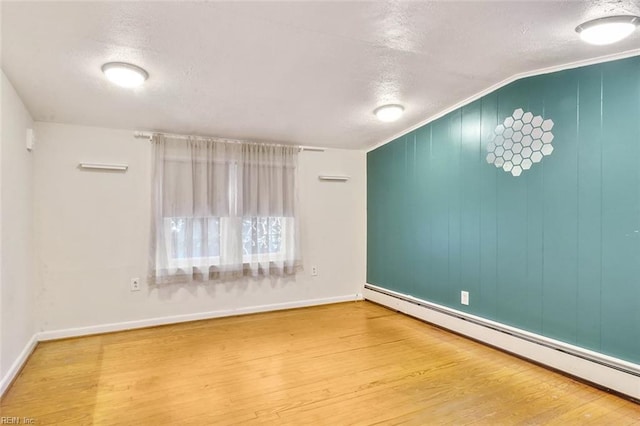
[[486, 108, 554, 177]]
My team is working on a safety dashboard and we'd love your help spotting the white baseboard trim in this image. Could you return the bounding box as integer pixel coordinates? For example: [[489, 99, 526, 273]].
[[0, 334, 38, 398], [364, 284, 640, 400], [38, 294, 362, 341], [0, 293, 362, 398]]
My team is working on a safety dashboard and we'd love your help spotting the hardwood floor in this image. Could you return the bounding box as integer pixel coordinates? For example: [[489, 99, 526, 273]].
[[1, 301, 639, 425]]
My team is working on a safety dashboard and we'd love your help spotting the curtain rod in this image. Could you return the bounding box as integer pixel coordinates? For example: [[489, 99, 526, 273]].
[[133, 131, 325, 152]]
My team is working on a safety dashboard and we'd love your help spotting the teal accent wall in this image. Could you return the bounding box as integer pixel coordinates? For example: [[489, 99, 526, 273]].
[[367, 55, 640, 364]]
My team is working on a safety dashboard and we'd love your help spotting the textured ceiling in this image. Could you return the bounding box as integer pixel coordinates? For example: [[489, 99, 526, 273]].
[[2, 1, 640, 149]]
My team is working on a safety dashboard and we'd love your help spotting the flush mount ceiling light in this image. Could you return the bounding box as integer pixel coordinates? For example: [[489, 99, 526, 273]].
[[576, 15, 640, 45], [101, 62, 148, 88], [374, 104, 404, 122]]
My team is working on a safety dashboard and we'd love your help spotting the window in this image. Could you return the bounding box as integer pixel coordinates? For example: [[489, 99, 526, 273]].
[[241, 216, 289, 258], [163, 216, 291, 268], [149, 136, 301, 284], [164, 217, 221, 266]]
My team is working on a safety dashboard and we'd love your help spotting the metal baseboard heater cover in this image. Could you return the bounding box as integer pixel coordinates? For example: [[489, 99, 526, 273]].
[[364, 284, 640, 378]]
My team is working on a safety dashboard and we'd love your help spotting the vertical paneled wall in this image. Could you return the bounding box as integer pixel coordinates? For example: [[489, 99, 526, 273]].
[[367, 56, 640, 364]]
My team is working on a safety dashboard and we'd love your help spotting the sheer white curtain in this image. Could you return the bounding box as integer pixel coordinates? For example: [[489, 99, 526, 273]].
[[149, 135, 301, 284]]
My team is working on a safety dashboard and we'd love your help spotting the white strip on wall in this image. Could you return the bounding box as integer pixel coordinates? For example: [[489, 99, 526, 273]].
[[363, 284, 640, 401]]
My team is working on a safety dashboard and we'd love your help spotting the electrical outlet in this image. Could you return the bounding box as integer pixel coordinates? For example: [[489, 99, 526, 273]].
[[131, 277, 141, 292], [461, 291, 469, 306], [311, 265, 319, 276]]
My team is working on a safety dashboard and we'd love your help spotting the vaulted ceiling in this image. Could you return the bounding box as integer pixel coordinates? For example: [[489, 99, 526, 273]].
[[2, 1, 640, 149]]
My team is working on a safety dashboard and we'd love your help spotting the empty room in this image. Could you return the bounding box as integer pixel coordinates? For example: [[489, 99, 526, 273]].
[[1, 1, 640, 424]]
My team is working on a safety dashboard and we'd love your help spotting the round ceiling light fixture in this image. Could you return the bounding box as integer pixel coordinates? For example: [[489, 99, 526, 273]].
[[374, 104, 404, 122], [101, 62, 149, 88], [575, 15, 639, 45]]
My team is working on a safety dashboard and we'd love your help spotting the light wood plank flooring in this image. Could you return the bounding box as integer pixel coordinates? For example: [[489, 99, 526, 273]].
[[1, 301, 639, 425]]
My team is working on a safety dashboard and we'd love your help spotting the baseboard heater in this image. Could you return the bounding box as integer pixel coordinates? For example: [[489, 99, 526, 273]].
[[364, 283, 640, 399]]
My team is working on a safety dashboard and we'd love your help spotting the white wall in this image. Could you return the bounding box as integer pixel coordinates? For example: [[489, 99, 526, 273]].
[[33, 122, 366, 333], [0, 71, 36, 380]]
